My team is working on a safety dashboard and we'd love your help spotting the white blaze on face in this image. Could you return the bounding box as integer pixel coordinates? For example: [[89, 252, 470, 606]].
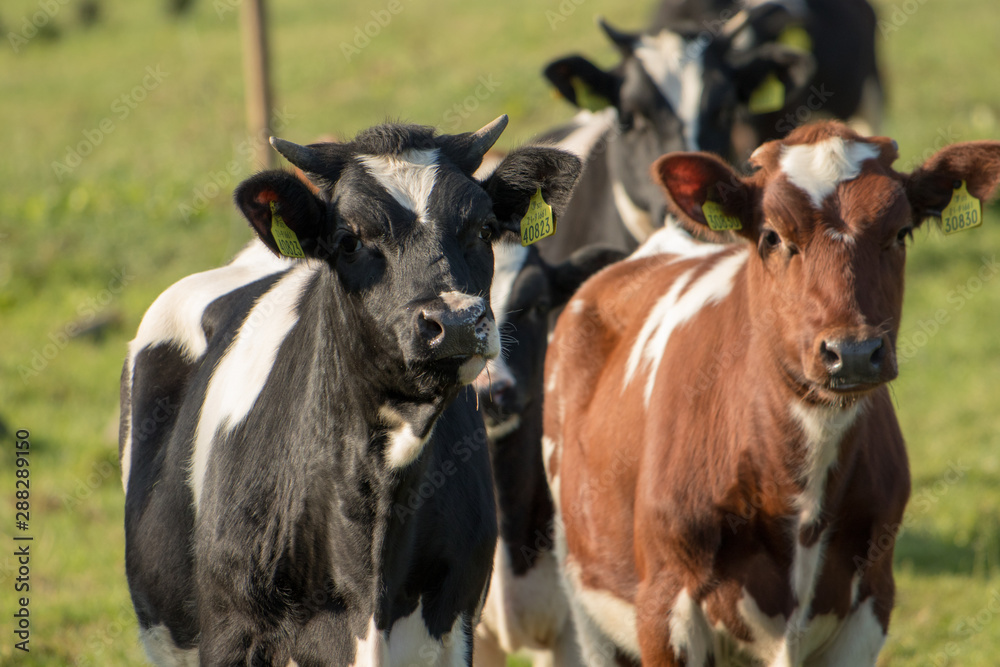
[[778, 137, 881, 209], [359, 148, 441, 222], [634, 31, 707, 150], [490, 242, 529, 328]]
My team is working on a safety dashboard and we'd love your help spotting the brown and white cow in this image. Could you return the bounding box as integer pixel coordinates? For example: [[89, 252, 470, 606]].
[[542, 121, 1000, 666]]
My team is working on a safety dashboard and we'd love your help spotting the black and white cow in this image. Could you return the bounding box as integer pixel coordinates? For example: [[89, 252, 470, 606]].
[[119, 116, 584, 666], [469, 242, 625, 666], [536, 0, 880, 262]]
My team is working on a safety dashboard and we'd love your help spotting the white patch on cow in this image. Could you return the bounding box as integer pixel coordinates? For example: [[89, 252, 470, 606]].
[[139, 624, 199, 666], [386, 601, 468, 667], [668, 590, 714, 666], [629, 221, 719, 260], [120, 356, 133, 492], [778, 137, 881, 209], [190, 265, 313, 509], [479, 543, 570, 653], [563, 558, 640, 658], [736, 589, 787, 663], [789, 400, 864, 526], [351, 616, 388, 667], [634, 31, 706, 150], [812, 597, 884, 666], [458, 356, 488, 386], [359, 148, 440, 222], [491, 242, 530, 327], [379, 405, 436, 469], [624, 250, 748, 405], [129, 248, 292, 363], [825, 228, 856, 245], [554, 109, 617, 159], [541, 434, 561, 510], [611, 179, 656, 242]]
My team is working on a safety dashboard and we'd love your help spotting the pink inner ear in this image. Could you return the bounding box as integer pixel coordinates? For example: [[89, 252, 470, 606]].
[[660, 157, 714, 218], [255, 190, 279, 205]]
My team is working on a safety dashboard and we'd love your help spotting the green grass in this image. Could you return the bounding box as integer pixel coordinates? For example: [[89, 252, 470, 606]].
[[0, 0, 998, 664]]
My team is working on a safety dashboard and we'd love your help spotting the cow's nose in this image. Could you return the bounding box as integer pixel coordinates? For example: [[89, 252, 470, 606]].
[[418, 295, 490, 358], [820, 337, 884, 386]]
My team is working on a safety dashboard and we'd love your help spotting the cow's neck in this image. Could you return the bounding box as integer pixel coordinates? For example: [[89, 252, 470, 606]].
[[300, 268, 453, 618]]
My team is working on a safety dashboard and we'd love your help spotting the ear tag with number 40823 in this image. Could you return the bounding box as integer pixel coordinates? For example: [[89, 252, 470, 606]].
[[270, 201, 305, 258], [520, 188, 556, 247], [940, 180, 982, 235], [702, 200, 742, 231]]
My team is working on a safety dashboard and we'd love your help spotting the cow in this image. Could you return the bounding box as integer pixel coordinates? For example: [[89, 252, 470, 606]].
[[469, 242, 626, 666], [542, 121, 1000, 666], [536, 0, 880, 262], [119, 116, 584, 666]]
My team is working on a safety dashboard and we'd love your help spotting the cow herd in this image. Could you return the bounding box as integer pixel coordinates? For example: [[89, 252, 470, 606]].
[[119, 1, 1000, 666]]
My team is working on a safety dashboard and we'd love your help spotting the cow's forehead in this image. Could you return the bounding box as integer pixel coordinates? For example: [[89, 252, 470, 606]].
[[335, 148, 490, 240], [633, 30, 706, 149], [777, 136, 882, 209]]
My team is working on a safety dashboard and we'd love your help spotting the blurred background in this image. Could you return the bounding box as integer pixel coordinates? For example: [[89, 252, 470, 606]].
[[1, 0, 999, 664]]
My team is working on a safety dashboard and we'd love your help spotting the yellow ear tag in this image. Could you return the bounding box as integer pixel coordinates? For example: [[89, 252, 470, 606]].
[[778, 25, 812, 53], [269, 201, 305, 258], [520, 188, 556, 246], [748, 72, 785, 115], [940, 180, 982, 235], [702, 201, 742, 231], [570, 77, 611, 112]]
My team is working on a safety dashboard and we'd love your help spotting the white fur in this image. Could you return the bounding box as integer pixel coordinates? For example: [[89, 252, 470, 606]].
[[624, 250, 748, 405], [490, 242, 530, 328], [387, 602, 468, 667], [629, 222, 719, 260], [120, 356, 133, 491], [811, 598, 885, 666], [479, 544, 570, 654], [379, 405, 436, 470], [554, 109, 617, 159], [359, 149, 440, 222], [190, 265, 314, 509], [737, 589, 787, 663], [129, 248, 291, 363], [351, 617, 388, 667], [778, 138, 881, 209], [634, 31, 706, 150], [563, 559, 640, 658], [611, 179, 656, 242], [668, 590, 714, 666], [139, 624, 199, 667]]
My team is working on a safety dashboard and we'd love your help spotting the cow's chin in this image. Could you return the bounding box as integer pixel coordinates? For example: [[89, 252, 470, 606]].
[[805, 380, 880, 409], [408, 354, 490, 396]]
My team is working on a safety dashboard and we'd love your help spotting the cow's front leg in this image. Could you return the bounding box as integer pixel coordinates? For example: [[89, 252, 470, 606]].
[[636, 577, 715, 667]]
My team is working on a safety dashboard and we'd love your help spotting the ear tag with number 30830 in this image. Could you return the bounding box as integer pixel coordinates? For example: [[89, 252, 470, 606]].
[[270, 201, 306, 258], [702, 200, 742, 231], [940, 180, 982, 235], [520, 188, 555, 246]]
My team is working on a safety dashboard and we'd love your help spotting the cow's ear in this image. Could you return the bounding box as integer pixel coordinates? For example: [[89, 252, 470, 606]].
[[481, 147, 582, 242], [550, 245, 627, 307], [905, 141, 1000, 226], [234, 170, 329, 259], [730, 43, 815, 112], [543, 55, 621, 111], [652, 152, 758, 244]]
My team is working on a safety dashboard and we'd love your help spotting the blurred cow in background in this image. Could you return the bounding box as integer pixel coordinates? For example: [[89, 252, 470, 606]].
[[536, 0, 881, 262]]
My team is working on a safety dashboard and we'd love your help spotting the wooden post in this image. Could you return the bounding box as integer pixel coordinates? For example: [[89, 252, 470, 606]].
[[241, 0, 274, 169]]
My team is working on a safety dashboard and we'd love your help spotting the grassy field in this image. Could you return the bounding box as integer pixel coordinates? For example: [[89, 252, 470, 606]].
[[1, 0, 998, 664]]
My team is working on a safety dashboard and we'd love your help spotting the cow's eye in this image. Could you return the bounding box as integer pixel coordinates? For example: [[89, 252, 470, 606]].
[[762, 229, 782, 250], [478, 222, 494, 242], [340, 235, 362, 254], [896, 226, 913, 245]]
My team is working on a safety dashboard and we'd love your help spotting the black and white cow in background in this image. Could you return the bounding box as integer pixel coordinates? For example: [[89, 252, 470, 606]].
[[536, 0, 881, 262], [470, 241, 626, 667], [120, 116, 584, 666]]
